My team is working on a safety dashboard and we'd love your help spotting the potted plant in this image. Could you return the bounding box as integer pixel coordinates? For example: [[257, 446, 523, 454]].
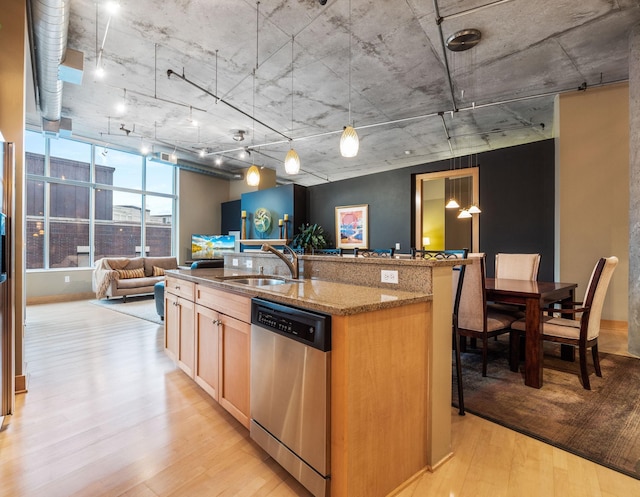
[[291, 223, 328, 253]]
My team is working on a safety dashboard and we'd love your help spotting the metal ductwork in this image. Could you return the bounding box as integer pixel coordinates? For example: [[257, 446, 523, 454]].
[[149, 153, 244, 181], [30, 0, 82, 136]]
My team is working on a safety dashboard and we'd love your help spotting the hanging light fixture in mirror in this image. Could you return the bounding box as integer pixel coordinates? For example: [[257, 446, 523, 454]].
[[340, 0, 359, 158], [445, 159, 460, 208], [284, 35, 301, 174]]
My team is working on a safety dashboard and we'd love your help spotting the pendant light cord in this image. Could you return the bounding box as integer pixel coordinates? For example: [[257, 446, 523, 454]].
[[348, 0, 352, 126], [291, 35, 294, 137]]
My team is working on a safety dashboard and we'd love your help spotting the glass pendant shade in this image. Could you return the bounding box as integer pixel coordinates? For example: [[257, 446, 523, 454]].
[[246, 165, 260, 186], [445, 198, 460, 209], [284, 148, 301, 174], [458, 209, 472, 219], [340, 125, 359, 158], [468, 204, 482, 214]]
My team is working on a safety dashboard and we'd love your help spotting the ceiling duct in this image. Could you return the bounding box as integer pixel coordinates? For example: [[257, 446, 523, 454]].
[[176, 159, 244, 181], [149, 153, 243, 181], [30, 0, 82, 136]]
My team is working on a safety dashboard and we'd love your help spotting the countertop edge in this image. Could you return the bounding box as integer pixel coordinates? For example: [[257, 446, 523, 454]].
[[165, 269, 432, 316]]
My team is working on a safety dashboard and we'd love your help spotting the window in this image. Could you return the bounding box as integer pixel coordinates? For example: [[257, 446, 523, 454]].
[[25, 130, 177, 269]]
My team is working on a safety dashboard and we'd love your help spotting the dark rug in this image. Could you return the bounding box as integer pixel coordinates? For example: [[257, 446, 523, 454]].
[[90, 295, 164, 325], [454, 338, 640, 480]]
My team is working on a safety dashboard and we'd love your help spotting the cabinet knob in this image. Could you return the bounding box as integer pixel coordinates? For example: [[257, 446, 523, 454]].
[[212, 319, 221, 325]]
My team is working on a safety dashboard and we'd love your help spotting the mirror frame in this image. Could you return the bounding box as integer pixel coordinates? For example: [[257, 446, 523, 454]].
[[414, 167, 479, 253]]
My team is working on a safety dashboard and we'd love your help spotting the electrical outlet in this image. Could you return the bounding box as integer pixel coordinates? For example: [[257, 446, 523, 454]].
[[64, 275, 70, 283], [381, 270, 398, 284], [395, 242, 401, 251], [232, 258, 239, 267], [246, 260, 253, 269]]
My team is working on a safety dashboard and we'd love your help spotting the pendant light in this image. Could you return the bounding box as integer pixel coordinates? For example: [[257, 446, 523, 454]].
[[246, 4, 261, 187], [340, 0, 359, 158], [284, 35, 301, 174], [467, 150, 481, 214], [445, 157, 459, 208], [246, 165, 260, 186]]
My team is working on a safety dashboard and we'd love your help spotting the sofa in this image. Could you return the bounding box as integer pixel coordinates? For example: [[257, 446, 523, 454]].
[[92, 256, 178, 300]]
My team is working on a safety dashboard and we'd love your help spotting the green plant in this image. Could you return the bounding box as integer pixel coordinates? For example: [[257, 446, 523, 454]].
[[291, 223, 328, 252]]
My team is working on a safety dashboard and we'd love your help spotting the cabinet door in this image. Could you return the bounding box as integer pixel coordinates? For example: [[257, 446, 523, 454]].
[[176, 296, 195, 377], [219, 313, 251, 428], [164, 291, 179, 362], [194, 304, 220, 400]]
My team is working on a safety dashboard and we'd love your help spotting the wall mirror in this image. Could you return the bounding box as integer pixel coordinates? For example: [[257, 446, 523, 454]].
[[414, 167, 479, 253]]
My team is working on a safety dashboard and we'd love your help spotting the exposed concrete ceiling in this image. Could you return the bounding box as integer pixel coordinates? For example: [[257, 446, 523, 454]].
[[25, 0, 640, 186]]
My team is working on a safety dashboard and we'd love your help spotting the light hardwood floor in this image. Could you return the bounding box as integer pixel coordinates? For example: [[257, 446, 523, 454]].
[[0, 301, 638, 497]]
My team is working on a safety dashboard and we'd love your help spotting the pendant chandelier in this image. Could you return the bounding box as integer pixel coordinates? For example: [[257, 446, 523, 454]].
[[246, 164, 260, 186], [340, 0, 359, 158], [284, 35, 301, 174]]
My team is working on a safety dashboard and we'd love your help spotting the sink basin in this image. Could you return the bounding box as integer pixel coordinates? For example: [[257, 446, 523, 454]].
[[231, 277, 287, 286]]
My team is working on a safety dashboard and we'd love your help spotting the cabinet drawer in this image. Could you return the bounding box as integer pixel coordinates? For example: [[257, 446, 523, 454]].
[[196, 285, 251, 322], [165, 277, 194, 300]]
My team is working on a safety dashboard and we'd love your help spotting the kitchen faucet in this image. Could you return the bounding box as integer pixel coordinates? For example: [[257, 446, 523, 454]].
[[260, 244, 299, 279]]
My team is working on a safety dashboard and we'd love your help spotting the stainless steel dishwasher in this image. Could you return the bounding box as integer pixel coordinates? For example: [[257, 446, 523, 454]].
[[250, 297, 331, 497]]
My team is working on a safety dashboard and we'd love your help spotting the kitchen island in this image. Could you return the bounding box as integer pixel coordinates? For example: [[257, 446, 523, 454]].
[[164, 254, 462, 497]]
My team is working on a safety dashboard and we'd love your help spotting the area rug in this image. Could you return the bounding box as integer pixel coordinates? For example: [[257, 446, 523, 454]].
[[454, 339, 640, 480], [90, 295, 164, 325]]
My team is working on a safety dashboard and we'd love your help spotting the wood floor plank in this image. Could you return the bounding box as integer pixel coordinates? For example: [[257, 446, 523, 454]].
[[0, 301, 639, 496]]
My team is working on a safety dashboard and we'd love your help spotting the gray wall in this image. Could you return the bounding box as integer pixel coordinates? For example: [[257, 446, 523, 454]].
[[308, 140, 555, 280]]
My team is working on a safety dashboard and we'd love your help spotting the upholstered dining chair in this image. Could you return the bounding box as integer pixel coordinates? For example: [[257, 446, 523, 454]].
[[489, 253, 541, 316], [510, 256, 618, 390], [495, 253, 541, 280], [457, 253, 519, 377]]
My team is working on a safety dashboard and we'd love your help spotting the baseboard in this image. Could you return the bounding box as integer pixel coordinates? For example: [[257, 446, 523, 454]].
[[601, 319, 627, 332], [15, 374, 28, 394], [27, 292, 95, 305]]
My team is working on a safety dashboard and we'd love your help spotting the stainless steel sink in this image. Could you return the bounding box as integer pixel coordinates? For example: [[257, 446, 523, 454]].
[[231, 277, 288, 286]]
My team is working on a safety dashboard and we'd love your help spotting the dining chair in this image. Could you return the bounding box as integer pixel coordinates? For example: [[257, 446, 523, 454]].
[[457, 253, 519, 377], [447, 249, 469, 415], [354, 248, 395, 257], [411, 247, 468, 413], [312, 248, 343, 256], [510, 256, 618, 390], [489, 253, 541, 317], [494, 253, 541, 280], [410, 248, 467, 260]]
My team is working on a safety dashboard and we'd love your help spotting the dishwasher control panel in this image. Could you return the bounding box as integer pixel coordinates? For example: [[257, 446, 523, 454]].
[[251, 298, 331, 351]]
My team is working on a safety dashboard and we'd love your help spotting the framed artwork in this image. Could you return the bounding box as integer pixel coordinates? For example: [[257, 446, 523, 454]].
[[336, 204, 368, 249]]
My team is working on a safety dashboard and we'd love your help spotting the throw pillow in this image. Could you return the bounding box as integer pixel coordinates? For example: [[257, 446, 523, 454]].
[[117, 267, 145, 279], [152, 266, 165, 277]]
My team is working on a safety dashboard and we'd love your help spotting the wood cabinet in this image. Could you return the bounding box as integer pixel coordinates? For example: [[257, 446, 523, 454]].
[[194, 304, 219, 400], [166, 280, 251, 428], [165, 277, 195, 377], [217, 312, 250, 427]]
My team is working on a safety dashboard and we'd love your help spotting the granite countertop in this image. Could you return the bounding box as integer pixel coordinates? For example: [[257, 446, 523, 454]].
[[166, 268, 432, 316]]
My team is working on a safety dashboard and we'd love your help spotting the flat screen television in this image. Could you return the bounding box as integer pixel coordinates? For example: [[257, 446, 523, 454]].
[[191, 234, 235, 260]]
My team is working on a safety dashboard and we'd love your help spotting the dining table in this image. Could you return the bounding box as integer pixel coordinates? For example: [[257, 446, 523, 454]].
[[485, 278, 578, 388]]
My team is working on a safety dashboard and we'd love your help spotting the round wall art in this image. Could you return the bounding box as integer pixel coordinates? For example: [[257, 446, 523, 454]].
[[253, 207, 272, 234]]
